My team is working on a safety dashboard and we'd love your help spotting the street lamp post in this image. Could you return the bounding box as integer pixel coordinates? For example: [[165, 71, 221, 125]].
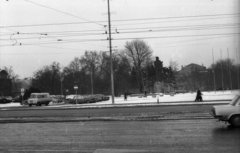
[[20, 88, 24, 105], [212, 50, 216, 93], [60, 77, 64, 96], [74, 85, 78, 104]]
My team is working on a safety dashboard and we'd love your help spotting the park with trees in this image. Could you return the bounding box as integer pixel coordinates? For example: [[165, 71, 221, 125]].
[[1, 39, 240, 97]]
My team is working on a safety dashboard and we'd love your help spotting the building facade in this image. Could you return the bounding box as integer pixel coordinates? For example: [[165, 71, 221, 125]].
[[176, 63, 207, 92]]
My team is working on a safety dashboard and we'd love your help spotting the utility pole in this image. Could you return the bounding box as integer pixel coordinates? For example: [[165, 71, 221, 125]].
[[107, 0, 115, 104]]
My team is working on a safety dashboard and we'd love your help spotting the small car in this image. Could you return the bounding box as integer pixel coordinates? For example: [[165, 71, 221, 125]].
[[210, 95, 240, 127]]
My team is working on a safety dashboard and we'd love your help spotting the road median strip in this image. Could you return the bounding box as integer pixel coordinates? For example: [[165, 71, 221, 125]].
[[0, 111, 213, 123]]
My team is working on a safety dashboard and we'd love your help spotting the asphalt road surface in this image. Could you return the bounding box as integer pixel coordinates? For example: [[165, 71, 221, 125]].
[[0, 119, 239, 153], [0, 104, 221, 122]]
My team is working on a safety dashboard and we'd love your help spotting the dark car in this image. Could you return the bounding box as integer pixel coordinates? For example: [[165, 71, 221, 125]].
[[0, 97, 9, 104], [12, 96, 22, 103]]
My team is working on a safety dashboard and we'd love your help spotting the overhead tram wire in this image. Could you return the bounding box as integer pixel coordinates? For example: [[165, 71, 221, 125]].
[[16, 23, 240, 35], [1, 32, 238, 47], [1, 22, 238, 40], [0, 32, 106, 41], [0, 13, 238, 28], [1, 21, 238, 45], [24, 0, 105, 27], [158, 39, 240, 48], [112, 32, 240, 41], [110, 26, 239, 35], [112, 23, 239, 31], [1, 22, 234, 37], [111, 13, 240, 22], [112, 16, 240, 27], [152, 35, 238, 47], [0, 38, 106, 47]]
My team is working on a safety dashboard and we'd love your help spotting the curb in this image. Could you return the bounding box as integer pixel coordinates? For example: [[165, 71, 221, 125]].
[[0, 100, 230, 110], [0, 112, 213, 123], [47, 100, 230, 109]]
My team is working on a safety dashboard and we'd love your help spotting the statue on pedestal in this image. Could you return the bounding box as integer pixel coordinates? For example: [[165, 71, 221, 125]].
[[154, 57, 163, 82]]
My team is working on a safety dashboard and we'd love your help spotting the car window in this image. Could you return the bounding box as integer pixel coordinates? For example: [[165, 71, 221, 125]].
[[30, 95, 36, 98], [237, 98, 240, 106], [229, 96, 240, 106], [37, 95, 45, 98]]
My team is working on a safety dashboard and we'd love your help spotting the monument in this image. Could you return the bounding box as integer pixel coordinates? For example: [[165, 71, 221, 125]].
[[154, 57, 164, 93], [154, 57, 163, 82]]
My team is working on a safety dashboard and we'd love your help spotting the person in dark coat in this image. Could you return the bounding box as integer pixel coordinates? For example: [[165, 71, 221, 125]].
[[195, 88, 203, 102], [124, 92, 127, 101]]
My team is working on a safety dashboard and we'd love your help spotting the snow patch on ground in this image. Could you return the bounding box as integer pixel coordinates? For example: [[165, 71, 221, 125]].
[[1, 90, 239, 108]]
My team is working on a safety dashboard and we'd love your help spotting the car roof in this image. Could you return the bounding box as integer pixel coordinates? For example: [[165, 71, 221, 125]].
[[31, 93, 49, 95]]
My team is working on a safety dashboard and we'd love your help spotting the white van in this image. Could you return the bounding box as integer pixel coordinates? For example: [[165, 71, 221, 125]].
[[28, 93, 52, 107]]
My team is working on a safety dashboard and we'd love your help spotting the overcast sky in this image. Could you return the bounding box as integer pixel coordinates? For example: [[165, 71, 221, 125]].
[[0, 0, 239, 78]]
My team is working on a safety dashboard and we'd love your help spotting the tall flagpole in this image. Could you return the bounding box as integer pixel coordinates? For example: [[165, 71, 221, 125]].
[[220, 49, 224, 91], [237, 48, 240, 89], [227, 48, 232, 91], [107, 0, 115, 104], [212, 49, 216, 93]]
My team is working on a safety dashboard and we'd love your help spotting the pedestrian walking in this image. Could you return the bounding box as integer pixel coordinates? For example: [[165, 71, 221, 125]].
[[156, 93, 160, 103], [195, 88, 203, 102], [124, 92, 127, 101]]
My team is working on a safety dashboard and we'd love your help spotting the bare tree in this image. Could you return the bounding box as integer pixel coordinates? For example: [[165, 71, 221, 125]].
[[3, 66, 19, 80], [2, 66, 20, 96], [33, 62, 61, 94], [124, 39, 153, 92]]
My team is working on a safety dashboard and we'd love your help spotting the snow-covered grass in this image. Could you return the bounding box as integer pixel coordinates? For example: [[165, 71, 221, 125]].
[[1, 90, 239, 108], [95, 90, 239, 105]]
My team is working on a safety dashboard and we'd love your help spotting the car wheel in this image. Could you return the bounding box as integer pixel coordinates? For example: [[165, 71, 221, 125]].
[[229, 115, 240, 127], [29, 104, 32, 107], [45, 103, 49, 106]]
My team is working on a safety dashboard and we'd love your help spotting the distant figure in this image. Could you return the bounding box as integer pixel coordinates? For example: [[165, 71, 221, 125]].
[[156, 94, 160, 103], [124, 92, 127, 101], [144, 91, 147, 97], [195, 88, 203, 102]]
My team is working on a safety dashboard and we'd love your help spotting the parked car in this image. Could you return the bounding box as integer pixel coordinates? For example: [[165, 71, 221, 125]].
[[12, 96, 21, 103], [5, 96, 13, 102], [92, 94, 104, 102], [103, 95, 110, 101], [0, 97, 9, 104], [83, 95, 96, 103], [66, 95, 75, 100], [69, 95, 87, 104], [28, 93, 52, 107], [51, 95, 65, 103], [210, 94, 240, 127]]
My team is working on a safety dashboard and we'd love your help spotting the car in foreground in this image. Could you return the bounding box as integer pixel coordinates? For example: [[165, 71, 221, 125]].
[[210, 94, 240, 127]]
